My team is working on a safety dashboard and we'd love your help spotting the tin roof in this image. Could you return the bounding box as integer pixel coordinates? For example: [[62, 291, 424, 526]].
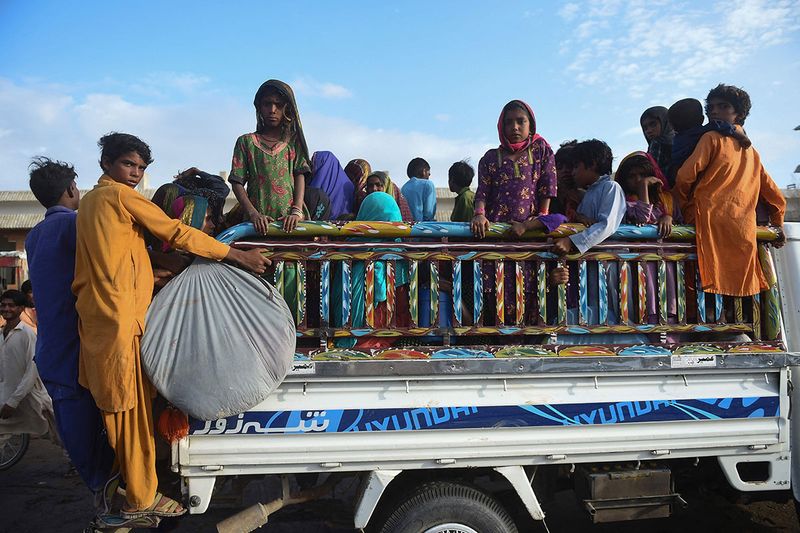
[[0, 214, 45, 229]]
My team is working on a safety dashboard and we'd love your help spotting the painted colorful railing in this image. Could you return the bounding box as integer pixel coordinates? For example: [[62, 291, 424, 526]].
[[222, 221, 783, 351]]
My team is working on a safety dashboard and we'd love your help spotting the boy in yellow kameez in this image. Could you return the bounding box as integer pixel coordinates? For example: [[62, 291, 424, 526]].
[[73, 133, 269, 519]]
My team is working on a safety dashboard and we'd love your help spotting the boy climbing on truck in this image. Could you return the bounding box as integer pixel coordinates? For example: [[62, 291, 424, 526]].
[[72, 132, 269, 521]]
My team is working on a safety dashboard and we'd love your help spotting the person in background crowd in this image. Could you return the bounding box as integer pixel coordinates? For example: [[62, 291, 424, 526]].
[[0, 290, 58, 449], [402, 157, 437, 221], [449, 161, 475, 222], [18, 279, 37, 331], [347, 159, 414, 221]]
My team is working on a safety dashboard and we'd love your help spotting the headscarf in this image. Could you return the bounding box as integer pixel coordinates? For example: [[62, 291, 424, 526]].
[[345, 158, 372, 209], [311, 151, 354, 219], [356, 170, 415, 221], [640, 106, 674, 144], [616, 151, 669, 190], [151, 183, 186, 218], [173, 170, 230, 225], [253, 79, 310, 166], [356, 190, 401, 223], [497, 100, 548, 154], [154, 194, 211, 252], [640, 106, 674, 174], [616, 151, 674, 217]]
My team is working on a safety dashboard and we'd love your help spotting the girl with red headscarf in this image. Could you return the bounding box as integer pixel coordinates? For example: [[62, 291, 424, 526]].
[[471, 100, 561, 325], [471, 100, 561, 238]]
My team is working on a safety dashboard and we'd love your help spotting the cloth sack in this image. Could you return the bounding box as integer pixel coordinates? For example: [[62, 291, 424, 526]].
[[142, 258, 295, 420]]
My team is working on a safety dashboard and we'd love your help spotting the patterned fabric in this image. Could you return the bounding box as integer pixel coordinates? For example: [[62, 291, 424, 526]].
[[171, 195, 209, 230], [476, 100, 557, 223], [151, 183, 185, 218], [229, 133, 310, 219]]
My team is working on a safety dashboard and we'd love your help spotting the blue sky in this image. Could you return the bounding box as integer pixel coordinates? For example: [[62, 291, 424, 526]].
[[1, 0, 798, 190]]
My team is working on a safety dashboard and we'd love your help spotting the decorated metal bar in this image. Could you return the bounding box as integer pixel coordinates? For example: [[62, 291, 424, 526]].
[[578, 260, 588, 326], [365, 261, 375, 328], [453, 260, 463, 326], [676, 261, 686, 324], [320, 260, 330, 328], [217, 221, 782, 244], [410, 260, 419, 328], [515, 261, 525, 326], [599, 261, 608, 325], [620, 261, 630, 324], [537, 261, 547, 324], [496, 261, 505, 325], [658, 260, 667, 325]]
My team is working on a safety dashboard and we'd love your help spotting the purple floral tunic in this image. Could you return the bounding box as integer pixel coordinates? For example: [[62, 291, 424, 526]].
[[475, 144, 558, 223]]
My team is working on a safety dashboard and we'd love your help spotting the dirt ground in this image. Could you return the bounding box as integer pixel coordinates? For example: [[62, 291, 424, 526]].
[[1, 437, 799, 533]]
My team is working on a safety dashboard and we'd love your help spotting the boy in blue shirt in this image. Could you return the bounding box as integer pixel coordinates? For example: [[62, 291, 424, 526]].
[[401, 157, 437, 221], [25, 158, 115, 508]]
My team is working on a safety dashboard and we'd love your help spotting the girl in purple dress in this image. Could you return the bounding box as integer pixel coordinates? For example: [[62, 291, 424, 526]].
[[471, 100, 562, 325], [472, 100, 563, 237]]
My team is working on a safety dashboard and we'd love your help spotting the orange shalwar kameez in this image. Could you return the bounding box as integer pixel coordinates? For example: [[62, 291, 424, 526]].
[[73, 176, 230, 509], [675, 132, 785, 296]]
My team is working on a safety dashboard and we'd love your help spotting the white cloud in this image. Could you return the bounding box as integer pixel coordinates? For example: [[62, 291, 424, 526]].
[[561, 0, 800, 97], [292, 77, 353, 100], [558, 3, 580, 20], [434, 113, 451, 122], [0, 78, 489, 190]]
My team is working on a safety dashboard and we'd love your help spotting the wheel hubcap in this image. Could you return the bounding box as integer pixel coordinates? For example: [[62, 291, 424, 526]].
[[424, 524, 479, 533]]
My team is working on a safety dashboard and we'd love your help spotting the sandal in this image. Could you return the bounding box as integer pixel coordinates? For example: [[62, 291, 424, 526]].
[[96, 474, 125, 515], [120, 491, 186, 519], [89, 512, 161, 530]]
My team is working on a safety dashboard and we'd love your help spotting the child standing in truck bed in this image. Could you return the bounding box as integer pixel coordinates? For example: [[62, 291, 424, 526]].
[[675, 84, 785, 297]]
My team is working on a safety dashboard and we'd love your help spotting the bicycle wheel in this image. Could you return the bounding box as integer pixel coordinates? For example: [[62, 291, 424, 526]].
[[0, 433, 30, 470]]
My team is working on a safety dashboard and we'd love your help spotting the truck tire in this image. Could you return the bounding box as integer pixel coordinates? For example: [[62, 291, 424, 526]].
[[377, 481, 518, 533]]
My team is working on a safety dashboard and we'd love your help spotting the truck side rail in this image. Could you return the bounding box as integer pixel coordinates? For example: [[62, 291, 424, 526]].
[[221, 221, 784, 357]]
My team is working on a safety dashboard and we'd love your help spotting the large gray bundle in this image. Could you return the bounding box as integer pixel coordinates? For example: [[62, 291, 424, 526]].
[[142, 258, 295, 420]]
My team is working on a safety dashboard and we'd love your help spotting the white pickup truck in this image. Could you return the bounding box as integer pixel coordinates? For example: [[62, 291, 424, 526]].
[[170, 220, 800, 533]]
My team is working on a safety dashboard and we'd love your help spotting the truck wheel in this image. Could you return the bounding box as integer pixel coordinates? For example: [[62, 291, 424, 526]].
[[377, 481, 518, 533]]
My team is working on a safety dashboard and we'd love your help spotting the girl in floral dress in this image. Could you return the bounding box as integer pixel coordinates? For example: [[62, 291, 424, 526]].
[[471, 99, 561, 324], [228, 80, 311, 319], [229, 79, 310, 234]]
